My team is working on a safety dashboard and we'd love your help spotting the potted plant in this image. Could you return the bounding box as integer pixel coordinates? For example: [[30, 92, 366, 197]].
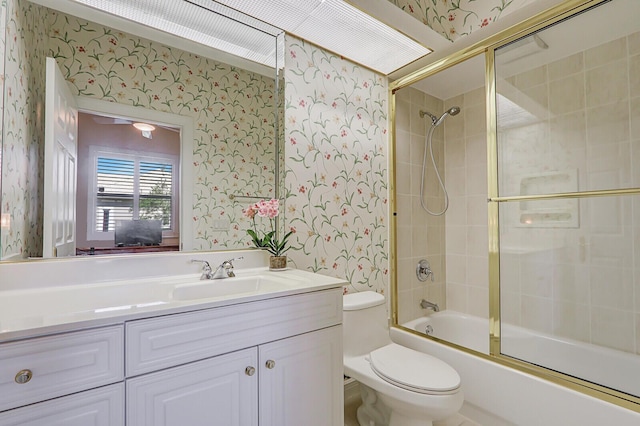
[[243, 199, 292, 270]]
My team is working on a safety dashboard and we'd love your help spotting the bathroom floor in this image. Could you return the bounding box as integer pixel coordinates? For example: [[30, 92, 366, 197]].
[[344, 396, 480, 426]]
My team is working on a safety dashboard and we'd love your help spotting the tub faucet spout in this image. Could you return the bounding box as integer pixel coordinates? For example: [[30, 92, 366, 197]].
[[420, 299, 440, 312]]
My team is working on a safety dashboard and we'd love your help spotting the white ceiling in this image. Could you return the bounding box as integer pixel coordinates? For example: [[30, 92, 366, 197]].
[[211, 0, 433, 74]]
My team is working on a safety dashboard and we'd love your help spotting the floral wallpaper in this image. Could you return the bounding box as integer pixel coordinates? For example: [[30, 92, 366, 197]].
[[0, 0, 47, 259], [389, 0, 534, 41], [1, 1, 278, 258], [284, 36, 389, 294]]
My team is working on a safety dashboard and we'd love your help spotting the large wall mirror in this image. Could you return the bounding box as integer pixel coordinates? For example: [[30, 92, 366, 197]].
[[0, 0, 285, 261]]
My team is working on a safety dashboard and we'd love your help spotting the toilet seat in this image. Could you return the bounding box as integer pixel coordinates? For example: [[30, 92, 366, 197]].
[[368, 344, 461, 395]]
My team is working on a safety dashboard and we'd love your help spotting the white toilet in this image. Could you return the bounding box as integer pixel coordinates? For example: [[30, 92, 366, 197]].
[[343, 291, 463, 426]]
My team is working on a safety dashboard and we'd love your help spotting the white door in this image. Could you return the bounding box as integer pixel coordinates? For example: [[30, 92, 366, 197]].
[[259, 326, 343, 426], [43, 57, 78, 257], [126, 347, 258, 426]]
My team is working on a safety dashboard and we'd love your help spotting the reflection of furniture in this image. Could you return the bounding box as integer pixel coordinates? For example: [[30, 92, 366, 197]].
[[76, 245, 179, 255], [115, 219, 162, 246], [0, 289, 343, 425]]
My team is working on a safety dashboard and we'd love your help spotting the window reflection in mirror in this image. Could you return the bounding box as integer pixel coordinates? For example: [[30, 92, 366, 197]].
[[76, 111, 180, 255]]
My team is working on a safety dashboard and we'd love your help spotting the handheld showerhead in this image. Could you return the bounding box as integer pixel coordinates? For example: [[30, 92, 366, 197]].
[[419, 106, 461, 127], [434, 106, 461, 126], [447, 106, 461, 116], [418, 105, 461, 216]]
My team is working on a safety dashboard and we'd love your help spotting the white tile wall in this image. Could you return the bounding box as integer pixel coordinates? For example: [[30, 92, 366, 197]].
[[395, 87, 446, 324], [495, 31, 640, 355]]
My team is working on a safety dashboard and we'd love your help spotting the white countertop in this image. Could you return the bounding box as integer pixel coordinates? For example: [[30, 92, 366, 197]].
[[0, 251, 347, 342]]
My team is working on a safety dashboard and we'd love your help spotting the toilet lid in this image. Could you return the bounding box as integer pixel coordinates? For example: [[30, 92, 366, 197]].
[[369, 344, 461, 395]]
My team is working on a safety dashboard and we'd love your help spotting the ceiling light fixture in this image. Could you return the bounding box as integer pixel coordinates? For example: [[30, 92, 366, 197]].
[[68, 0, 281, 69], [132, 123, 156, 132], [133, 122, 156, 139], [211, 0, 432, 74]]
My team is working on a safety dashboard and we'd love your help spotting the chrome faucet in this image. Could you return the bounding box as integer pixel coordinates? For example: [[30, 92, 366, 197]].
[[420, 299, 440, 312], [191, 259, 213, 280], [210, 257, 244, 279]]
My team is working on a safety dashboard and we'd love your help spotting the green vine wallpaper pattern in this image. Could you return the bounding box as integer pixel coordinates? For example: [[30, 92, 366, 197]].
[[284, 36, 389, 294], [389, 0, 534, 41], [1, 0, 46, 259]]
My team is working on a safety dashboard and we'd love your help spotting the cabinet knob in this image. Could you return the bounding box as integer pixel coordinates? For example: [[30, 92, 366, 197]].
[[265, 359, 275, 369], [15, 369, 33, 384], [245, 366, 256, 376]]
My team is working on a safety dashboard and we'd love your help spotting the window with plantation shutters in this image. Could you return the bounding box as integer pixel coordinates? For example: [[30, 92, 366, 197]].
[[88, 148, 178, 241]]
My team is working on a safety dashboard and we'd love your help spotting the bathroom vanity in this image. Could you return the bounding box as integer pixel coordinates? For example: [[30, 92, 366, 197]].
[[0, 252, 345, 426]]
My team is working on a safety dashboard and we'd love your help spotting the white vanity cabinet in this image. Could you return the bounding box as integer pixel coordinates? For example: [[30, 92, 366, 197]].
[[259, 325, 343, 426], [126, 326, 343, 426], [0, 384, 124, 426], [0, 326, 124, 426], [0, 286, 343, 426], [125, 288, 343, 426], [127, 347, 259, 426]]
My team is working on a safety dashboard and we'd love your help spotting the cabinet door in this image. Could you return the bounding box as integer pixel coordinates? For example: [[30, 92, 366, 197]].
[[0, 383, 124, 426], [259, 326, 343, 426], [127, 348, 258, 426]]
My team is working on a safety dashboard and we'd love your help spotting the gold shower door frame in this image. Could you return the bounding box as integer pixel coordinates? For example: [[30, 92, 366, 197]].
[[389, 0, 640, 413]]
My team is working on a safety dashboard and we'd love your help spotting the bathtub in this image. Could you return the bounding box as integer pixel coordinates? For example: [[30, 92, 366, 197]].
[[396, 311, 640, 425]]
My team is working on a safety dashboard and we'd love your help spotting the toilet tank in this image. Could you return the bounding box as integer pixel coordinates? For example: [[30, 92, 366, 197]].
[[343, 291, 391, 357]]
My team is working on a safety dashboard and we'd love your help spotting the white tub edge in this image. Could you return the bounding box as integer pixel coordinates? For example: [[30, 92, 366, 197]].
[[391, 326, 640, 426]]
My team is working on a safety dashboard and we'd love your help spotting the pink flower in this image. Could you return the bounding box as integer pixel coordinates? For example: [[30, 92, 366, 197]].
[[290, 50, 296, 58], [255, 198, 280, 219], [340, 129, 347, 137], [299, 99, 306, 107], [243, 204, 257, 219]]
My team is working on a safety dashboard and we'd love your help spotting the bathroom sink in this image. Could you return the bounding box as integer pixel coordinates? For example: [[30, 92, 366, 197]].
[[172, 275, 297, 300]]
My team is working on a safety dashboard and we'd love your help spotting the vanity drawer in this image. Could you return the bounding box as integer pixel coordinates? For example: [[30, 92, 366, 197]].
[[0, 326, 124, 412], [0, 383, 124, 426], [126, 288, 342, 376]]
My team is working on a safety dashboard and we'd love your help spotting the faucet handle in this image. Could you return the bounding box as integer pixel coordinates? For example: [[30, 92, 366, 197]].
[[416, 259, 434, 282], [190, 259, 212, 280], [223, 256, 244, 267], [221, 256, 243, 277]]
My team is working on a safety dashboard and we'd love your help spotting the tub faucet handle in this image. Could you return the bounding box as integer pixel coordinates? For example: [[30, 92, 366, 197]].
[[416, 259, 434, 282]]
